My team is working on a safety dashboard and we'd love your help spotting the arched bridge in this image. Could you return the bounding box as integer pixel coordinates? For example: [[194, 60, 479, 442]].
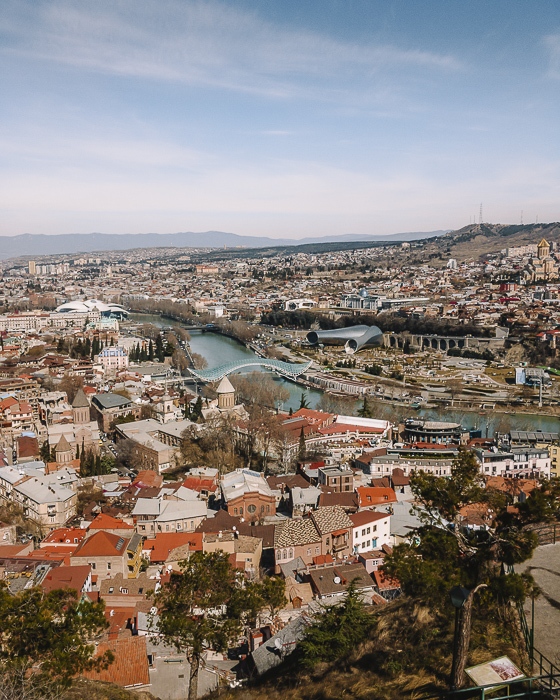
[[188, 358, 313, 382]]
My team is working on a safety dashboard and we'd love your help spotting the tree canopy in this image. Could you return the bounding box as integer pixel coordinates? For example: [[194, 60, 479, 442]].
[[384, 449, 560, 687], [153, 551, 285, 700], [0, 584, 111, 699]]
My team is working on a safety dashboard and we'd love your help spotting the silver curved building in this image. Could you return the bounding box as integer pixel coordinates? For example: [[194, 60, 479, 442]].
[[306, 325, 383, 354]]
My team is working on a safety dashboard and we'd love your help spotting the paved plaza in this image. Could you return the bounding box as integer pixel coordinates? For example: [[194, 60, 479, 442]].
[[517, 543, 560, 665]]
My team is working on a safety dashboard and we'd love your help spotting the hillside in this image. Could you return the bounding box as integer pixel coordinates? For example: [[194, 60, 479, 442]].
[[0, 230, 447, 261], [426, 222, 560, 262], [220, 598, 526, 700]]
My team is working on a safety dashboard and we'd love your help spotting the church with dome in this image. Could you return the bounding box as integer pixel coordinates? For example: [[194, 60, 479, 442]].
[[524, 238, 558, 282]]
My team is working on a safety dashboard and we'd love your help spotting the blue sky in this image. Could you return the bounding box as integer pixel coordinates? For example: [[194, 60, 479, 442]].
[[1, 0, 559, 238]]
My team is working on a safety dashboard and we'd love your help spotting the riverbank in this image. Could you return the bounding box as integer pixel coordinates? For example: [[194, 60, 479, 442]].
[[126, 313, 560, 433]]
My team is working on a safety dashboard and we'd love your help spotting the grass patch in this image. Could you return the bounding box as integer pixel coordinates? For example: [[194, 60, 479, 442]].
[[219, 598, 527, 700]]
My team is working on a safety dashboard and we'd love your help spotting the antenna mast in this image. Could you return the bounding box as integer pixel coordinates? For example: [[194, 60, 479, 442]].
[[479, 203, 483, 225]]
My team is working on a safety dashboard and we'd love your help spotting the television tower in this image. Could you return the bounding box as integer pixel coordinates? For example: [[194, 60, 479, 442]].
[[479, 203, 483, 225]]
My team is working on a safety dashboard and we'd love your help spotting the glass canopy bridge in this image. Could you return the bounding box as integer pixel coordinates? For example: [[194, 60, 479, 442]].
[[187, 358, 313, 382]]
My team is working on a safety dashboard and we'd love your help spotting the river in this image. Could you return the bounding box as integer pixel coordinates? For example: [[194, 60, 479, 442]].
[[128, 313, 323, 412], [128, 314, 560, 433]]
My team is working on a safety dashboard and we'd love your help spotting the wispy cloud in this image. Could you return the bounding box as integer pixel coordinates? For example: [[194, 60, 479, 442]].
[[0, 0, 462, 101], [544, 33, 560, 78]]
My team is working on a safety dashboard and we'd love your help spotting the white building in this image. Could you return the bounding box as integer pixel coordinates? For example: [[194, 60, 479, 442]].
[[349, 510, 391, 554], [475, 447, 551, 479], [98, 346, 129, 371]]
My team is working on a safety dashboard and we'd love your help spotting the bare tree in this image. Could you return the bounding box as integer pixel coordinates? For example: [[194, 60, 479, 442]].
[[230, 372, 289, 410]]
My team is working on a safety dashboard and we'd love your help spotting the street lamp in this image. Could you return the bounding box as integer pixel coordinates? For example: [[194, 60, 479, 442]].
[[450, 586, 470, 610], [450, 586, 471, 691]]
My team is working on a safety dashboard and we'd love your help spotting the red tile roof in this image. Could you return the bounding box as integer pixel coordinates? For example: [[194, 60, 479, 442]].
[[349, 510, 390, 528], [41, 564, 91, 594], [41, 527, 87, 546], [0, 543, 31, 557], [72, 531, 129, 558], [312, 554, 334, 566], [82, 634, 150, 687], [182, 476, 217, 492], [373, 569, 400, 591], [357, 486, 397, 508], [88, 514, 133, 531], [144, 532, 203, 563], [132, 470, 163, 489]]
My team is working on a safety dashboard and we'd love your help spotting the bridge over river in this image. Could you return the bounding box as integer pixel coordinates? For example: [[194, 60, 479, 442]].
[[188, 358, 312, 382]]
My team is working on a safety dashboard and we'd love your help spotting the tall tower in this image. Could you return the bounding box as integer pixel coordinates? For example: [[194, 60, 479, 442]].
[[537, 238, 550, 261], [72, 388, 90, 425], [216, 376, 236, 410], [28, 261, 36, 275]]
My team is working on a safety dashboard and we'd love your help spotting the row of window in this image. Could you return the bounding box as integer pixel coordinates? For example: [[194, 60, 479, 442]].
[[233, 504, 271, 516], [355, 525, 377, 539]]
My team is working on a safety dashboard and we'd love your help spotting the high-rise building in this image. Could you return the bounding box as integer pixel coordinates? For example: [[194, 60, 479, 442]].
[[28, 260, 36, 275]]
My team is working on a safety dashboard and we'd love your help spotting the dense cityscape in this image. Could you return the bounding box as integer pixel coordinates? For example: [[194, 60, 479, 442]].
[[0, 225, 558, 698], [3, 1, 560, 698]]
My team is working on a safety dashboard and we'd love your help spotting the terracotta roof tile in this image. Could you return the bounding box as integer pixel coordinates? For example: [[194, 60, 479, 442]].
[[72, 531, 129, 558], [41, 564, 91, 594], [82, 635, 150, 687], [88, 514, 133, 530]]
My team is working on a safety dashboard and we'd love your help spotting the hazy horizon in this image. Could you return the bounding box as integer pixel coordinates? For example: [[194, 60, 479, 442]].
[[1, 1, 559, 237]]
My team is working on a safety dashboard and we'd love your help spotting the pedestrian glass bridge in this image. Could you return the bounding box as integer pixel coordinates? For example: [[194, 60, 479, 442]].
[[188, 358, 312, 382]]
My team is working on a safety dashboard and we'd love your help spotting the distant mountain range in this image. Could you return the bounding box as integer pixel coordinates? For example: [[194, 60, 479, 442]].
[[0, 230, 448, 260]]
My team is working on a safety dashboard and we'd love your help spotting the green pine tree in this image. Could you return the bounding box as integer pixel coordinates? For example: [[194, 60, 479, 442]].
[[298, 426, 306, 461], [155, 335, 165, 362]]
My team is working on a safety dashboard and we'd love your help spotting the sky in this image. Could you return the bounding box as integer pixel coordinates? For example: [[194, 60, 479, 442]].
[[1, 0, 560, 239]]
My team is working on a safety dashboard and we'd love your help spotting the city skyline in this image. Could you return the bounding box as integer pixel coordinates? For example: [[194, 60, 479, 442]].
[[1, 0, 560, 238]]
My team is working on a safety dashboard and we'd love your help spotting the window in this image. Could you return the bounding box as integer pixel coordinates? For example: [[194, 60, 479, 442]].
[[315, 547, 319, 554], [239, 507, 243, 515], [234, 508, 238, 515], [266, 505, 270, 513], [366, 527, 371, 534], [373, 525, 377, 532], [326, 537, 330, 545], [121, 588, 128, 594], [90, 562, 96, 570], [307, 548, 311, 556], [108, 587, 114, 593], [248, 504, 256, 514], [260, 505, 265, 513], [362, 528, 366, 536], [107, 562, 111, 570]]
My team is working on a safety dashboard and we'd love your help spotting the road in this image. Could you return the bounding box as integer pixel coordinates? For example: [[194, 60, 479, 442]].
[[516, 543, 560, 666]]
